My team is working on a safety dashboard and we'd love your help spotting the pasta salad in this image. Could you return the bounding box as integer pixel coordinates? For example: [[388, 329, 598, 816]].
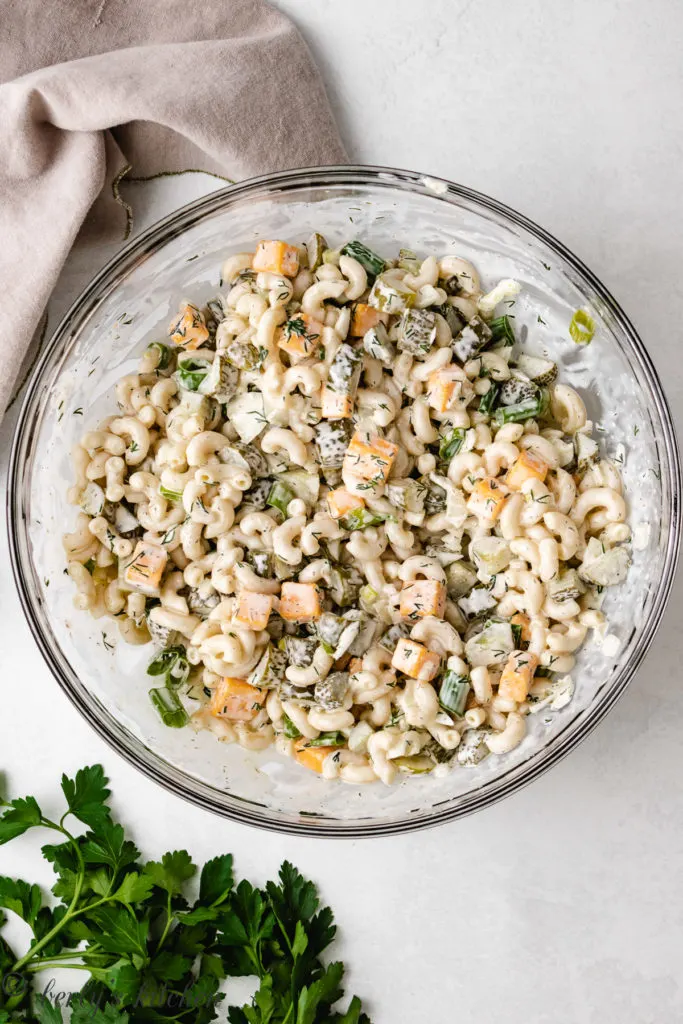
[[64, 236, 631, 785]]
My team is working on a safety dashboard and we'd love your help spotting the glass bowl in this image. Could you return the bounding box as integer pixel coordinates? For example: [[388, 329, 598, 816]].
[[7, 166, 681, 837]]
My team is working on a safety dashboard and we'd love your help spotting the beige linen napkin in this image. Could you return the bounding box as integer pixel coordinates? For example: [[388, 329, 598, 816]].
[[0, 0, 346, 421]]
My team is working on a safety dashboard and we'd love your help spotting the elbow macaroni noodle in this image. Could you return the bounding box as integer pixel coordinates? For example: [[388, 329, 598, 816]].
[[64, 237, 631, 783]]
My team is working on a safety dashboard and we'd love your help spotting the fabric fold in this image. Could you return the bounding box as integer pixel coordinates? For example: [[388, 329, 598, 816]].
[[0, 0, 346, 419]]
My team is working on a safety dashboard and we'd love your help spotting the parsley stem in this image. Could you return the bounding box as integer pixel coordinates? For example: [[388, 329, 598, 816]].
[[12, 821, 85, 973], [155, 892, 174, 952]]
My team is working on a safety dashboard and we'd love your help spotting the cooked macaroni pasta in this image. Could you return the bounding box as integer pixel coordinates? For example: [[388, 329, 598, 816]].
[[64, 236, 631, 783]]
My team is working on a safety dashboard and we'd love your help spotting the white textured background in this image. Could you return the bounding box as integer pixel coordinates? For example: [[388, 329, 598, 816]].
[[1, 0, 683, 1019]]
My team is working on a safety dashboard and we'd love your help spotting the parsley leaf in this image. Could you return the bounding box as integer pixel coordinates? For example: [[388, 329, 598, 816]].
[[61, 766, 111, 832], [143, 850, 196, 895], [0, 795, 42, 845]]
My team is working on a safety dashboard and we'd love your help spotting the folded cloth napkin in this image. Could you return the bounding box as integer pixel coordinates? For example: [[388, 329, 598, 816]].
[[0, 0, 346, 421]]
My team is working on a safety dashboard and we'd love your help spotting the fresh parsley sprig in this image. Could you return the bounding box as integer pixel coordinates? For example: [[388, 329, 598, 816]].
[[0, 767, 370, 1023]]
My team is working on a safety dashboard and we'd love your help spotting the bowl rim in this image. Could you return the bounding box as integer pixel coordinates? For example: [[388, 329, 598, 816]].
[[7, 163, 682, 837]]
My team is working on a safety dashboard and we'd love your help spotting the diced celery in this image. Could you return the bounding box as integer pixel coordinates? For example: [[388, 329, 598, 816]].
[[267, 480, 295, 517], [439, 671, 470, 716]]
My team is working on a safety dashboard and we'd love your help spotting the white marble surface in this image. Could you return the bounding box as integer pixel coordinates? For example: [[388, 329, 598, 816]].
[[2, 0, 683, 1019]]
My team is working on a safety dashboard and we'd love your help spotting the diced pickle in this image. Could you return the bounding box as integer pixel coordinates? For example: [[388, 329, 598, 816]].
[[327, 343, 362, 395], [248, 645, 288, 688], [452, 315, 492, 362], [283, 635, 318, 667], [397, 308, 437, 357], [314, 671, 350, 710], [315, 420, 352, 469]]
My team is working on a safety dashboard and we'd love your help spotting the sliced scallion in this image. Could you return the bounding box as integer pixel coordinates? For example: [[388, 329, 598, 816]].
[[340, 240, 386, 277], [488, 315, 516, 347], [569, 308, 595, 345], [478, 381, 500, 416], [306, 731, 347, 748], [439, 427, 466, 463], [493, 387, 549, 425], [149, 686, 188, 728], [267, 481, 295, 518]]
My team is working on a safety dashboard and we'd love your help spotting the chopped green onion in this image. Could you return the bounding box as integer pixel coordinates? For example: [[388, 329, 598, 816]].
[[511, 623, 523, 648], [306, 731, 347, 748], [149, 687, 188, 728], [159, 484, 183, 503], [147, 645, 190, 687], [283, 714, 302, 739], [146, 341, 173, 369], [83, 558, 96, 575], [439, 427, 466, 463], [439, 671, 470, 716], [340, 240, 386, 277], [339, 508, 388, 531], [493, 387, 549, 425], [488, 315, 516, 347], [267, 481, 295, 517], [569, 308, 595, 345], [478, 381, 500, 416], [175, 357, 210, 391]]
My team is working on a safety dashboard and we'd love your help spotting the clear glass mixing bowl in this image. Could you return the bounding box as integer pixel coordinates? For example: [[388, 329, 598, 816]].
[[7, 166, 681, 836]]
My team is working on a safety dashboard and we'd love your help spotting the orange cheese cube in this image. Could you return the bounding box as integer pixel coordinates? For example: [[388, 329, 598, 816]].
[[498, 651, 538, 702], [348, 657, 363, 674], [327, 488, 365, 520], [343, 431, 398, 485], [506, 450, 549, 490], [279, 582, 322, 623], [277, 313, 324, 359], [321, 384, 354, 419], [511, 612, 532, 644], [467, 477, 509, 521], [391, 638, 441, 681], [234, 590, 273, 631], [294, 738, 338, 773], [350, 303, 389, 337], [427, 367, 469, 413], [210, 678, 264, 721], [400, 580, 446, 620], [122, 541, 167, 595], [168, 302, 210, 350], [252, 239, 300, 277]]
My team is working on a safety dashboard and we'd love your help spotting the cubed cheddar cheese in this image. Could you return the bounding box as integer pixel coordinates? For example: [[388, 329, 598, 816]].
[[348, 657, 363, 675], [342, 431, 398, 485], [327, 487, 365, 520], [391, 638, 441, 681], [210, 678, 264, 721], [467, 477, 509, 521], [400, 579, 446, 620], [498, 650, 538, 702], [252, 239, 300, 277], [122, 541, 167, 595], [350, 303, 389, 337], [234, 590, 273, 631], [427, 367, 469, 413], [279, 582, 322, 623], [294, 738, 337, 774], [277, 313, 323, 359], [321, 384, 354, 420], [168, 302, 210, 350], [511, 612, 532, 644], [506, 450, 549, 490]]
